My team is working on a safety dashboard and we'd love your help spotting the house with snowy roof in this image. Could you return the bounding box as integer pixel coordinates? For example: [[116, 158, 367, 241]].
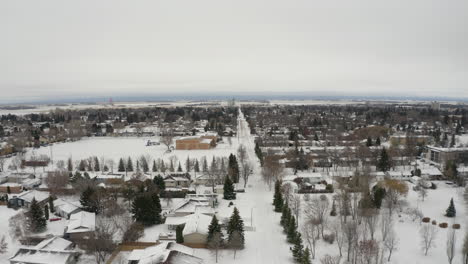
[[9, 236, 79, 264], [8, 190, 50, 208], [126, 241, 203, 264], [182, 213, 212, 248], [53, 199, 81, 219], [65, 211, 95, 243]]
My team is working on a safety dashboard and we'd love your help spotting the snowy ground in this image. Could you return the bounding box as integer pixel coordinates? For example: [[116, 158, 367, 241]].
[[290, 179, 468, 264], [188, 108, 293, 264], [1, 136, 240, 177]]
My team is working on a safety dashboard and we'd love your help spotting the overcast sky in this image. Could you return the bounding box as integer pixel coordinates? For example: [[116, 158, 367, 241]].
[[1, 0, 468, 103]]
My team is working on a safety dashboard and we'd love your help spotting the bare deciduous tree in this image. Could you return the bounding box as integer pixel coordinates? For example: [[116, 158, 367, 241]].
[[420, 224, 437, 256], [343, 220, 359, 262], [87, 218, 117, 264], [320, 254, 341, 264], [0, 235, 7, 254], [45, 171, 69, 195], [463, 230, 468, 264], [241, 162, 252, 188], [446, 229, 456, 264], [306, 195, 329, 238], [261, 155, 283, 190], [384, 229, 398, 261], [161, 128, 174, 151], [303, 219, 320, 259]]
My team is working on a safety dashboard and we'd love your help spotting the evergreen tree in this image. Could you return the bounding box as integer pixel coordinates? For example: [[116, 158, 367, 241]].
[[78, 160, 86, 171], [6, 186, 10, 194], [313, 133, 319, 141], [291, 231, 304, 262], [44, 204, 49, 220], [202, 158, 208, 172], [227, 207, 245, 247], [366, 136, 373, 147], [27, 198, 47, 233], [228, 154, 240, 183], [372, 186, 386, 208], [185, 156, 191, 172], [375, 136, 381, 146], [207, 215, 223, 244], [177, 162, 183, 172], [330, 200, 337, 216], [80, 186, 98, 213], [152, 160, 158, 172], [273, 180, 284, 212], [223, 177, 236, 200], [127, 157, 134, 172], [176, 225, 184, 243], [445, 198, 456, 217], [160, 160, 166, 173], [67, 157, 73, 172], [48, 196, 55, 213], [255, 142, 263, 165], [169, 160, 175, 172], [450, 134, 456, 147], [141, 158, 149, 173], [131, 193, 162, 226], [118, 158, 125, 172], [153, 175, 166, 191], [287, 215, 297, 243], [194, 159, 200, 173], [377, 147, 391, 172], [281, 202, 290, 230], [94, 157, 100, 171], [300, 247, 312, 264]]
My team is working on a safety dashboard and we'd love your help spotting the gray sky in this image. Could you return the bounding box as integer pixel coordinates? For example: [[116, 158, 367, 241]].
[[1, 0, 468, 103]]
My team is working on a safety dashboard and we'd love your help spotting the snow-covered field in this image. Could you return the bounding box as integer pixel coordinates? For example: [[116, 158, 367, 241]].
[[3, 136, 240, 176]]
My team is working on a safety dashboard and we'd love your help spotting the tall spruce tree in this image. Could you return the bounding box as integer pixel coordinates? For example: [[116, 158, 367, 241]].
[[153, 175, 166, 191], [118, 158, 125, 172], [377, 147, 391, 172], [194, 159, 200, 172], [27, 198, 47, 233], [44, 204, 49, 220], [177, 162, 183, 172], [287, 215, 297, 243], [126, 157, 134, 172], [273, 180, 284, 212], [223, 177, 236, 200], [80, 186, 98, 213], [301, 247, 312, 264], [207, 215, 223, 244], [445, 198, 456, 217], [152, 160, 158, 172], [131, 193, 162, 226], [67, 157, 73, 172], [94, 157, 100, 171], [291, 231, 304, 262], [48, 196, 55, 213], [227, 207, 245, 247]]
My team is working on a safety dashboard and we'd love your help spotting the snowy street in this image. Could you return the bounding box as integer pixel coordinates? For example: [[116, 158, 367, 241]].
[[228, 108, 293, 264]]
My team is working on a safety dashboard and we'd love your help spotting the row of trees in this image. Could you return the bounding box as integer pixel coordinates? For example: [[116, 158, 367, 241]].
[[206, 208, 245, 262]]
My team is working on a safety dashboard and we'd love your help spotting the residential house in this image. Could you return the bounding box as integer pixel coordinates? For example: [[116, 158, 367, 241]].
[[54, 199, 81, 219], [182, 213, 212, 248], [9, 236, 79, 264], [65, 211, 96, 243], [8, 190, 50, 208], [127, 241, 203, 264]]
